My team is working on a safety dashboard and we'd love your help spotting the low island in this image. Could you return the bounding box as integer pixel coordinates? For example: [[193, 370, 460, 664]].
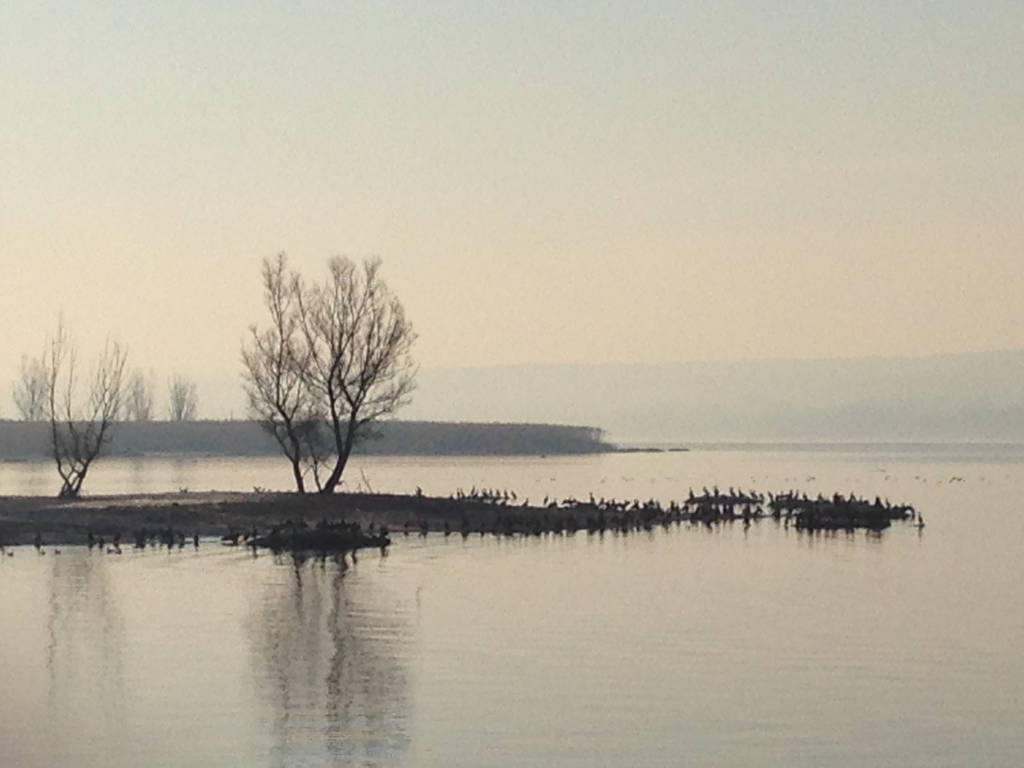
[[0, 485, 920, 552]]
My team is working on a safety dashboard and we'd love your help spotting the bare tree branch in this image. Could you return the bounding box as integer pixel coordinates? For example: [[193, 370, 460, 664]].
[[241, 253, 416, 493], [168, 375, 199, 421], [123, 369, 155, 421], [12, 355, 47, 420], [38, 318, 128, 498], [242, 255, 322, 492]]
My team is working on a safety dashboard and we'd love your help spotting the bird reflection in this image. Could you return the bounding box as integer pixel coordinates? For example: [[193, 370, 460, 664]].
[[248, 556, 411, 765]]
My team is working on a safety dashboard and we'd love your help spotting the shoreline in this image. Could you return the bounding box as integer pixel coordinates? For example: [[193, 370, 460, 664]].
[[0, 487, 915, 548], [0, 491, 488, 546]]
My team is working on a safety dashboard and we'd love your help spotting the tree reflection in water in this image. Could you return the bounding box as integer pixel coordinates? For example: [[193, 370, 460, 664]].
[[248, 552, 412, 766], [43, 551, 126, 764]]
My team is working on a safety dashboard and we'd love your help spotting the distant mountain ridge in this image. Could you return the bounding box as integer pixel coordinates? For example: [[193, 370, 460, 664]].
[[403, 350, 1024, 443]]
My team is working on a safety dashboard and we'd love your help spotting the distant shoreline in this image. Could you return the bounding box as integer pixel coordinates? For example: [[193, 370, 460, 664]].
[[0, 419, 611, 460]]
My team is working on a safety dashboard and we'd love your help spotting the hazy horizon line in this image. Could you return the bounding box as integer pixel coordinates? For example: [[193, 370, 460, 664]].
[[416, 346, 1024, 372]]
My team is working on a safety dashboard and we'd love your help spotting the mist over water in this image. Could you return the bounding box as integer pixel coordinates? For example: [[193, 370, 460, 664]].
[[7, 1, 1024, 760], [2, 447, 1023, 767]]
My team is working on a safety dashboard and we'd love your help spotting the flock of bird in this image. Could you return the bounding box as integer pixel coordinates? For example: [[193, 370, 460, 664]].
[[0, 527, 204, 558], [407, 484, 922, 538], [1, 484, 923, 558]]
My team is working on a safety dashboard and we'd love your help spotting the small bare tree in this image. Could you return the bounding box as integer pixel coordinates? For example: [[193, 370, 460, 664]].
[[242, 254, 416, 493], [168, 375, 199, 421], [123, 369, 155, 421], [39, 320, 128, 498], [12, 355, 48, 420]]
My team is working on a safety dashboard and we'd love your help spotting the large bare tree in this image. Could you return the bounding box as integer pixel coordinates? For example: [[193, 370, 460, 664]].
[[299, 256, 416, 492], [242, 254, 416, 493], [241, 254, 325, 493], [39, 320, 128, 498], [168, 375, 199, 421], [12, 354, 48, 420]]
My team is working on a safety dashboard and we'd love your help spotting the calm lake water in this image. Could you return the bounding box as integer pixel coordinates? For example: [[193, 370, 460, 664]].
[[2, 446, 1023, 767]]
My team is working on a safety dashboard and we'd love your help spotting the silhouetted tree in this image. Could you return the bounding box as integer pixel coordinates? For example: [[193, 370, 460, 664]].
[[168, 375, 199, 421], [37, 319, 128, 498], [242, 254, 326, 493], [123, 369, 155, 421], [242, 254, 416, 493], [12, 355, 47, 420]]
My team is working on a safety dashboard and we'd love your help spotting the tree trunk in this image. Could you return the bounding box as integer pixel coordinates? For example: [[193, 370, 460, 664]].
[[320, 415, 358, 494], [318, 453, 347, 494], [291, 457, 306, 494]]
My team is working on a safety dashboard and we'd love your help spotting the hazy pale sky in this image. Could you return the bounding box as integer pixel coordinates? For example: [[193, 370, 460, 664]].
[[2, 1, 1023, 415]]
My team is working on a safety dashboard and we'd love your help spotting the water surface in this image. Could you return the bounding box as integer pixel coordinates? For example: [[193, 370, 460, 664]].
[[2, 447, 1022, 766]]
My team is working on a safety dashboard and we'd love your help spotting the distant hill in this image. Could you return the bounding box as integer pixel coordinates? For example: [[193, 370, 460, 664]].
[[0, 420, 610, 460], [402, 351, 1024, 443]]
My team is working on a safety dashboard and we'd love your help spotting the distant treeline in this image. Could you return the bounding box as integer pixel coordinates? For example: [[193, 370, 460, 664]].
[[0, 420, 610, 460]]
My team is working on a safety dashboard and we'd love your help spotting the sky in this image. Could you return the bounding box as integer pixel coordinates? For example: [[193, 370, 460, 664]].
[[2, 1, 1023, 417]]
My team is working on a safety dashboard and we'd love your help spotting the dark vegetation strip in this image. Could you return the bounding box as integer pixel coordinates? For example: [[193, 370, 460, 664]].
[[0, 420, 610, 460]]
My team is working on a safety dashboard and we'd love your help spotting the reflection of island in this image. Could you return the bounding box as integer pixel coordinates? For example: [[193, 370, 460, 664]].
[[247, 555, 412, 765]]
